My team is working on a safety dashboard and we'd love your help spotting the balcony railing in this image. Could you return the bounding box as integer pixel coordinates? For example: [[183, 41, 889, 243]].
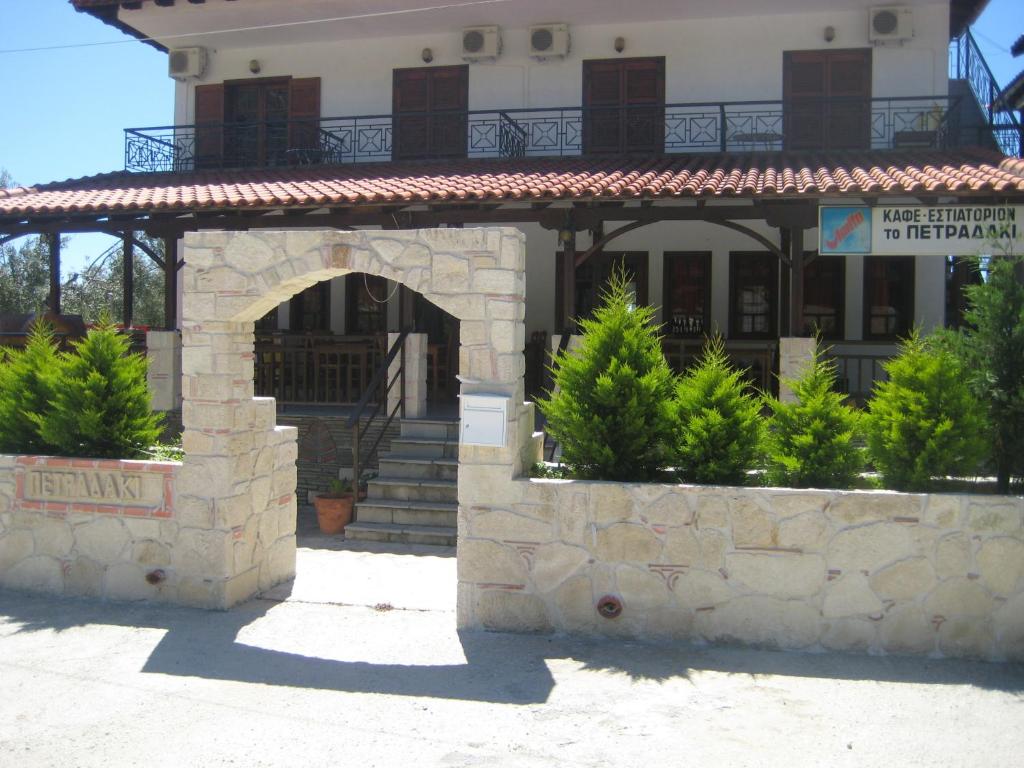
[[124, 94, 990, 173], [950, 28, 1023, 158]]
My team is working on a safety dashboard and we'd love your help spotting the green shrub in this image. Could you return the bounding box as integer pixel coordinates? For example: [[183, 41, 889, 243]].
[[0, 322, 62, 455], [673, 335, 762, 485], [864, 330, 988, 492], [539, 269, 676, 480], [39, 319, 164, 459], [764, 342, 863, 488]]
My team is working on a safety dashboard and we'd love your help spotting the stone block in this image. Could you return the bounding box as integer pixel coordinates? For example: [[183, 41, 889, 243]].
[[474, 590, 552, 633], [994, 593, 1024, 661], [660, 527, 701, 566], [29, 516, 74, 559], [698, 529, 729, 570], [132, 539, 171, 568], [966, 499, 1023, 534], [616, 564, 673, 615], [593, 523, 661, 564], [827, 522, 915, 574], [644, 493, 694, 526], [551, 574, 598, 631], [258, 536, 296, 592], [104, 563, 161, 602], [776, 512, 830, 553], [769, 492, 832, 519], [74, 517, 130, 564], [922, 495, 962, 528], [822, 574, 884, 618], [457, 539, 527, 584], [528, 541, 590, 593], [224, 567, 260, 608], [65, 556, 105, 598], [725, 552, 825, 599], [4, 556, 64, 593], [821, 618, 877, 652], [589, 484, 635, 526], [470, 509, 552, 541], [869, 557, 936, 602], [697, 595, 821, 649], [925, 577, 994, 618], [730, 496, 775, 548], [673, 570, 734, 610], [937, 617, 994, 659], [644, 605, 695, 639], [828, 492, 921, 525], [976, 537, 1024, 596], [879, 605, 934, 655], [172, 528, 231, 577], [694, 494, 729, 529], [934, 533, 971, 579], [473, 268, 516, 295], [430, 252, 469, 292]]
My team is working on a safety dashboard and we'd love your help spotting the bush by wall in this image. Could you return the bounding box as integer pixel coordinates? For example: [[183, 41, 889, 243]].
[[864, 330, 988, 492], [764, 342, 863, 489], [539, 269, 676, 481], [672, 335, 762, 485], [0, 322, 61, 455]]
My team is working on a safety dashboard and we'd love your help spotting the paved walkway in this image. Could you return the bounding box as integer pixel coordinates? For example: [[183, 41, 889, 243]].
[[1, 533, 1022, 768]]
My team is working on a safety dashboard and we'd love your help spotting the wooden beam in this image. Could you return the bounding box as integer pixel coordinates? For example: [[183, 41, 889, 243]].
[[575, 220, 649, 268], [47, 233, 61, 315], [163, 236, 178, 330], [789, 227, 806, 337], [560, 229, 576, 334], [122, 233, 135, 328]]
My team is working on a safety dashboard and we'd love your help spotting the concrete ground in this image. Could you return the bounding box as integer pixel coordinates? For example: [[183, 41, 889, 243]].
[[1, 516, 1022, 768]]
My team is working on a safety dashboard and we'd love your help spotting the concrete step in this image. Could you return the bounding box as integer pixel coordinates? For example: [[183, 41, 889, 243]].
[[366, 477, 457, 504], [344, 521, 457, 547], [377, 455, 458, 481], [387, 437, 459, 459], [400, 418, 459, 441], [355, 498, 458, 528]]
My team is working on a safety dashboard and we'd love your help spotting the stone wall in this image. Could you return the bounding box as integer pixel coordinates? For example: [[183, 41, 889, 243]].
[[457, 480, 1024, 661]]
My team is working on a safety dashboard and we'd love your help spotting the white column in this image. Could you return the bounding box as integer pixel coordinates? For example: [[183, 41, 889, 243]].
[[388, 332, 428, 418]]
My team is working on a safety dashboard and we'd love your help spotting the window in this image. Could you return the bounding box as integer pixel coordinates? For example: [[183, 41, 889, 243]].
[[392, 65, 469, 161], [194, 77, 321, 169], [346, 274, 389, 335], [802, 255, 845, 338], [582, 58, 665, 154], [663, 252, 711, 337], [555, 252, 649, 325], [730, 252, 778, 339], [864, 256, 915, 339], [945, 256, 981, 329], [783, 49, 871, 150], [289, 283, 331, 333]]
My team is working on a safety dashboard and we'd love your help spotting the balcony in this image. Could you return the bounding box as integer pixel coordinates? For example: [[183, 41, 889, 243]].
[[123, 95, 993, 174]]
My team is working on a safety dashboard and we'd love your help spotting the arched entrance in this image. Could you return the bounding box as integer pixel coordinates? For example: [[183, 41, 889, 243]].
[[177, 228, 534, 611]]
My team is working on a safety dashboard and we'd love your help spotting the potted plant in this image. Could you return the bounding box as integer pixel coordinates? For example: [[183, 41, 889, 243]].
[[312, 477, 355, 534]]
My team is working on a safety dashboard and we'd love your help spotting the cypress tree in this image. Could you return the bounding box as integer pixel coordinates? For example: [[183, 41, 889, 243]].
[[0, 322, 61, 454]]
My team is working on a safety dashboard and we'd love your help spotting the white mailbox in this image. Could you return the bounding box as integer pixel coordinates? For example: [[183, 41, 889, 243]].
[[460, 394, 509, 447]]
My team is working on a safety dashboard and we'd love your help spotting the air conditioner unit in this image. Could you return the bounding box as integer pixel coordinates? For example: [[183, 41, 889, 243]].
[[168, 47, 207, 80], [529, 23, 570, 60], [462, 26, 501, 61], [869, 7, 913, 43]]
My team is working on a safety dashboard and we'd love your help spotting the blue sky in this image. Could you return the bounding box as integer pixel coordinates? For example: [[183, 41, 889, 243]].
[[1, 0, 1021, 273]]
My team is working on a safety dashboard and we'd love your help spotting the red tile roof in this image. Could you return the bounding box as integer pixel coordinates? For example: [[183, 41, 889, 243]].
[[2, 151, 1023, 219]]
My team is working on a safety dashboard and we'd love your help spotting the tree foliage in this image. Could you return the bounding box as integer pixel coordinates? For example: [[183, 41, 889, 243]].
[[0, 322, 61, 454], [539, 268, 676, 480], [764, 342, 863, 488], [39, 318, 163, 459], [672, 335, 763, 485], [864, 330, 988, 492]]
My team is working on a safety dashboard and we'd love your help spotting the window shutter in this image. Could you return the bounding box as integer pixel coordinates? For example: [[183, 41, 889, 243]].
[[194, 83, 224, 169], [784, 49, 871, 150], [430, 66, 468, 158], [583, 58, 664, 154], [392, 66, 468, 160], [288, 77, 321, 156]]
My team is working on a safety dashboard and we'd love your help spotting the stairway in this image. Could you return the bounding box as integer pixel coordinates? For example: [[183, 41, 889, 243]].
[[344, 418, 459, 547]]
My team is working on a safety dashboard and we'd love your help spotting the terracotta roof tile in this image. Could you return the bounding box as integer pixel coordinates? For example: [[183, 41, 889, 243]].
[[2, 150, 1023, 220]]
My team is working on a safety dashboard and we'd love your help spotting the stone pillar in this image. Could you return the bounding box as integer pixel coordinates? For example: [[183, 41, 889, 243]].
[[387, 332, 427, 419], [778, 336, 817, 403], [146, 330, 182, 412]]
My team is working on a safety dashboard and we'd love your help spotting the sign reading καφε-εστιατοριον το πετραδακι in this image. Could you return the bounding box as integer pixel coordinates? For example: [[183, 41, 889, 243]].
[[819, 204, 1024, 256]]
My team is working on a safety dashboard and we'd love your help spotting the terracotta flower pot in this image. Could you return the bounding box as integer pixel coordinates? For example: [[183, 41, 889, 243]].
[[313, 493, 354, 534]]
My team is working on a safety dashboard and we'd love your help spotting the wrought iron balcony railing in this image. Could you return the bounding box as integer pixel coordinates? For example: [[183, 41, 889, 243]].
[[950, 28, 1023, 158], [124, 94, 1000, 174]]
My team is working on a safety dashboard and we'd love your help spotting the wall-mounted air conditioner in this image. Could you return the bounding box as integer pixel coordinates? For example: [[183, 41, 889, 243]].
[[530, 23, 570, 60], [869, 7, 913, 43], [168, 47, 207, 80], [462, 26, 501, 61]]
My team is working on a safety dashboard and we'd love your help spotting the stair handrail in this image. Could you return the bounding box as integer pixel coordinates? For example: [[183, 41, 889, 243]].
[[348, 329, 410, 504], [951, 28, 1022, 155]]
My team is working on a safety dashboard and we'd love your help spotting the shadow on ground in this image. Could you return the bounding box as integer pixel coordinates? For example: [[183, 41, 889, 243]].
[[2, 587, 1021, 707]]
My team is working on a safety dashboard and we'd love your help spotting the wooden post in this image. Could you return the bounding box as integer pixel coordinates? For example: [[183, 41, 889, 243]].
[[163, 236, 178, 330], [47, 233, 61, 315], [560, 230, 576, 334], [122, 234, 135, 328], [779, 229, 792, 337], [789, 227, 805, 336]]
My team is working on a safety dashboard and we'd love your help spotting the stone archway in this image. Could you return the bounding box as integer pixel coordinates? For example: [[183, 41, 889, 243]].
[[176, 228, 533, 612]]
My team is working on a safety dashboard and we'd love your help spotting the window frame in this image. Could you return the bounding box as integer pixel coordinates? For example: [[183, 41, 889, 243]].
[[662, 251, 712, 338], [862, 255, 915, 340], [802, 254, 846, 339], [729, 251, 779, 340]]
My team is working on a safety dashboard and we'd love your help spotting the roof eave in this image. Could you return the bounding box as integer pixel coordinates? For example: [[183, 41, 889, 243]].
[[72, 2, 167, 53]]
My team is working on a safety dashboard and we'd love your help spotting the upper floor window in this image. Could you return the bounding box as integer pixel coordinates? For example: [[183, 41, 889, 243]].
[[392, 65, 469, 161], [783, 49, 871, 151], [583, 58, 665, 155], [730, 252, 778, 339], [864, 256, 915, 339], [802, 255, 845, 339], [194, 77, 321, 169]]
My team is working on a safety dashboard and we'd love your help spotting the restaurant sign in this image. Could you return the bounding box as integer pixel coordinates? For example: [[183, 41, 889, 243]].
[[819, 205, 1023, 256]]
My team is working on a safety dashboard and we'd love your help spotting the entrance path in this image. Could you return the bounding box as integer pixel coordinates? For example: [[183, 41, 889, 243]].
[[1, 540, 1022, 768]]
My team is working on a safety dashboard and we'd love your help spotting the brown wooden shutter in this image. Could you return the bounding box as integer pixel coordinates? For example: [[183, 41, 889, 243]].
[[583, 58, 664, 154], [194, 83, 224, 169], [393, 66, 468, 160], [429, 66, 468, 158], [784, 49, 870, 150], [288, 77, 321, 157], [623, 58, 665, 153], [826, 51, 871, 150]]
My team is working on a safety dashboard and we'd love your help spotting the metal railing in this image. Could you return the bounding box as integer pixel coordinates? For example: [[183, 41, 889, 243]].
[[825, 342, 897, 406], [124, 94, 976, 173], [347, 330, 408, 497], [950, 28, 1023, 157], [254, 333, 383, 405]]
